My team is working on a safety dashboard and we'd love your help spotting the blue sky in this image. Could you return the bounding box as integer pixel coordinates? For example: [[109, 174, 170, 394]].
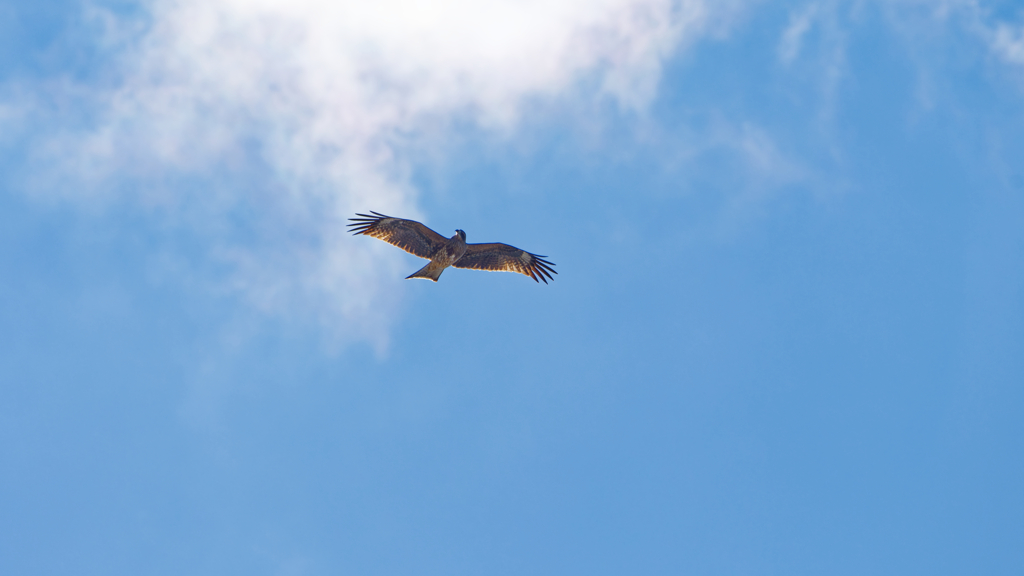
[[2, 1, 1023, 574]]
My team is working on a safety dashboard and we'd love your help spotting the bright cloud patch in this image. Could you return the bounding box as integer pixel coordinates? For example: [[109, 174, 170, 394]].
[[7, 0, 713, 348], [991, 22, 1024, 66], [778, 3, 818, 64]]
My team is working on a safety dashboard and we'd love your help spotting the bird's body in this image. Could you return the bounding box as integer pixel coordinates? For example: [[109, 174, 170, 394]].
[[406, 230, 468, 281], [348, 212, 556, 283]]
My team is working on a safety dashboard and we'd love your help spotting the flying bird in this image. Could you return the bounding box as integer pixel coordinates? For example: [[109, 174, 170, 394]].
[[348, 211, 556, 283]]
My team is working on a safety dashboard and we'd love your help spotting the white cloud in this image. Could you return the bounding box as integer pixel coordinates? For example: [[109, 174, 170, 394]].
[[7, 0, 720, 350], [875, 1, 1024, 99], [778, 2, 819, 64], [991, 22, 1024, 66]]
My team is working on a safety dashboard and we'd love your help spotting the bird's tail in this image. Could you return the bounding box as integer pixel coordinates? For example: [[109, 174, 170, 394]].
[[406, 262, 444, 282]]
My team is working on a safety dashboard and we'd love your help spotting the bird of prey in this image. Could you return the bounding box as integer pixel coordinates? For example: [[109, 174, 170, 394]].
[[348, 211, 556, 283]]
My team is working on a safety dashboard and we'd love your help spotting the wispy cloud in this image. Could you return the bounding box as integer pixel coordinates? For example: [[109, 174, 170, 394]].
[[4, 0, 722, 349], [778, 2, 819, 65], [989, 21, 1024, 66]]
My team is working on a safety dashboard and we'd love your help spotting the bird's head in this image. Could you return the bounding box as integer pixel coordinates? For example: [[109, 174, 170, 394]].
[[455, 229, 466, 242]]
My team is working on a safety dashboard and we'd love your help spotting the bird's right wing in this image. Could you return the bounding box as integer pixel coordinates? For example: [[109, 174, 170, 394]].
[[348, 212, 447, 259]]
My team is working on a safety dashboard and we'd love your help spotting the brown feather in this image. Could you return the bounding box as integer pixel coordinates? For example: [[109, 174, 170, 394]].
[[347, 212, 447, 260], [351, 212, 556, 283], [452, 242, 557, 284]]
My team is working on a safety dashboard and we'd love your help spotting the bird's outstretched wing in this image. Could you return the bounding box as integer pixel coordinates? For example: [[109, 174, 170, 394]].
[[348, 212, 447, 259], [453, 243, 557, 283]]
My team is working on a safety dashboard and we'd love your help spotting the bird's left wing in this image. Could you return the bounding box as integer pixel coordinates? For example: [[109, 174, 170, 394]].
[[348, 212, 447, 259], [453, 243, 557, 283]]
